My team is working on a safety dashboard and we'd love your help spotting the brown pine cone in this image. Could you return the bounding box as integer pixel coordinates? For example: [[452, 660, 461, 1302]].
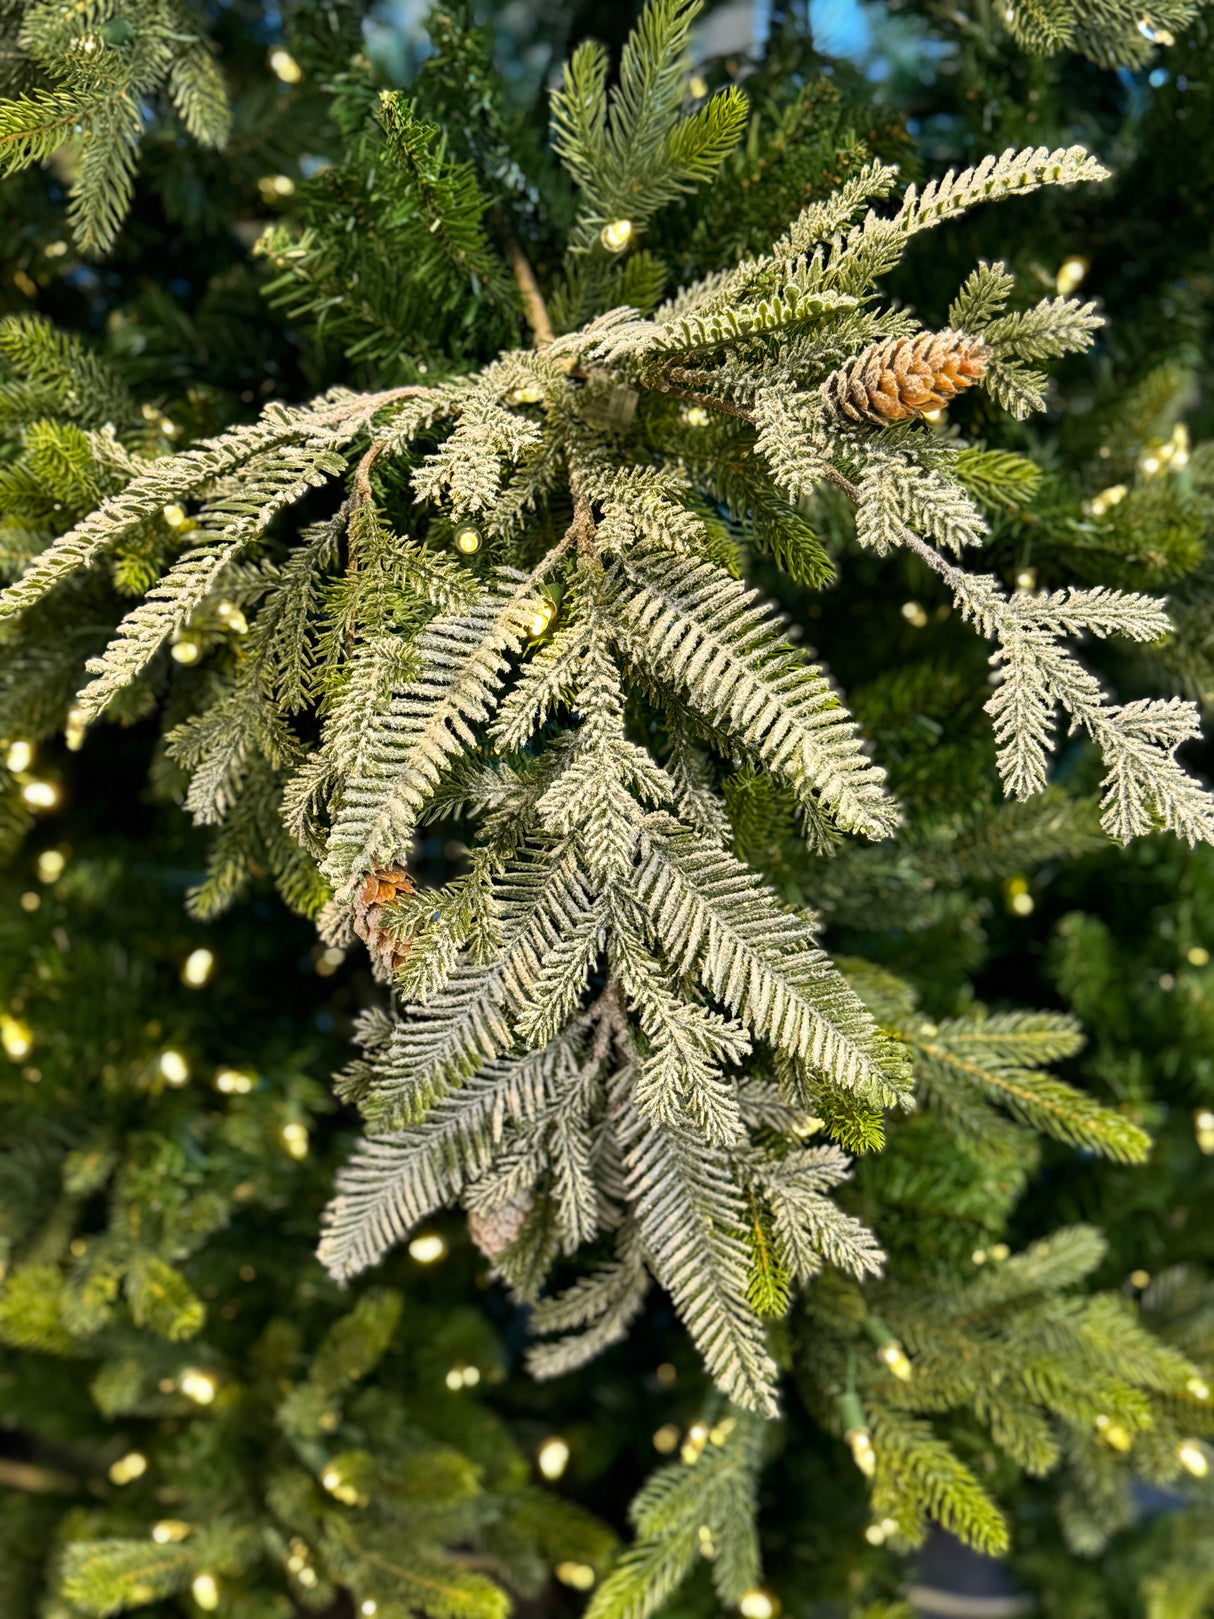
[[351, 864, 415, 979], [824, 330, 990, 426], [467, 1191, 534, 1260]]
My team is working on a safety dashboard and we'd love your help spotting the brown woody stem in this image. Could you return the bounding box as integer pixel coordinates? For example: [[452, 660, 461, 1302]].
[[497, 213, 555, 348]]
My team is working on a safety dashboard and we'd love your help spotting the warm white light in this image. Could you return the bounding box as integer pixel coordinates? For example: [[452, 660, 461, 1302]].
[[162, 504, 187, 527], [689, 74, 708, 97], [109, 1450, 148, 1484], [215, 1068, 255, 1095], [683, 405, 711, 427], [1015, 568, 1037, 590], [556, 1563, 596, 1591], [269, 46, 303, 82], [170, 638, 201, 665], [878, 1341, 913, 1382], [1055, 256, 1088, 296], [538, 1437, 570, 1479], [192, 1573, 220, 1611], [1010, 891, 1034, 916], [846, 1427, 876, 1477], [864, 1523, 886, 1545], [65, 706, 86, 751], [322, 1469, 342, 1491], [409, 1233, 446, 1263], [22, 781, 59, 808], [361, 1604, 379, 1617], [1188, 946, 1209, 967], [1195, 1111, 1214, 1133], [509, 384, 544, 405], [215, 599, 248, 634], [181, 1370, 217, 1405], [1187, 1377, 1210, 1401], [159, 1050, 190, 1086], [1137, 16, 1175, 44], [529, 603, 554, 637], [653, 1423, 680, 1453], [739, 1590, 775, 1619], [600, 218, 634, 253], [282, 1122, 309, 1159], [1086, 483, 1127, 518], [151, 1519, 190, 1543], [36, 849, 65, 882], [1, 1017, 32, 1060], [182, 948, 214, 987], [900, 601, 928, 628], [921, 407, 944, 423], [1179, 1440, 1209, 1478], [5, 740, 32, 772]]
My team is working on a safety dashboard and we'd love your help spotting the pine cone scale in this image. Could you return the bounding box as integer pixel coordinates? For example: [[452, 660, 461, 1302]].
[[825, 330, 991, 426], [352, 863, 416, 978]]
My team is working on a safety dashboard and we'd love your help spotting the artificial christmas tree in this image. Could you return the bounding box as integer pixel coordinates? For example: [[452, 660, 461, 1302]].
[[0, 2, 1213, 1617]]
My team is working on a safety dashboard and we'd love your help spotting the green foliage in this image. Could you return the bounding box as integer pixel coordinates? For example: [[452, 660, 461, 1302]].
[[0, 0, 232, 254], [0, 829, 614, 1617], [2, 2, 1214, 1616]]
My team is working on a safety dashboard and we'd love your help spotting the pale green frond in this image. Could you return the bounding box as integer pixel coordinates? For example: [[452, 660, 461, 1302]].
[[633, 818, 911, 1102], [627, 1114, 780, 1414], [611, 549, 899, 838]]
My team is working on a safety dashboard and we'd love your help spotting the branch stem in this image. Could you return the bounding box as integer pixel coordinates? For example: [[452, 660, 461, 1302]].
[[496, 212, 555, 348]]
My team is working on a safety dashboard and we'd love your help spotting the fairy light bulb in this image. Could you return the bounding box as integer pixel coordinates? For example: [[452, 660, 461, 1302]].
[[281, 1121, 309, 1158], [739, 1590, 777, 1619], [600, 218, 634, 252], [529, 601, 555, 637], [170, 636, 201, 665], [538, 1437, 570, 1479], [1085, 484, 1127, 518], [1055, 256, 1088, 296], [269, 46, 302, 82], [22, 781, 59, 809], [877, 1341, 913, 1381], [1137, 15, 1175, 44], [182, 948, 214, 987], [556, 1563, 596, 1590], [1, 1017, 32, 1060], [454, 524, 482, 555], [865, 1316, 913, 1381], [192, 1573, 220, 1611], [151, 1519, 190, 1543], [510, 383, 544, 404], [159, 1049, 190, 1086], [408, 1233, 446, 1263], [215, 1068, 255, 1094], [65, 706, 86, 750], [108, 1450, 147, 1484], [1095, 1413, 1133, 1451], [36, 849, 65, 883], [1179, 1440, 1209, 1477], [837, 1392, 876, 1477], [181, 1369, 217, 1404], [1187, 1377, 1210, 1401], [5, 740, 32, 773]]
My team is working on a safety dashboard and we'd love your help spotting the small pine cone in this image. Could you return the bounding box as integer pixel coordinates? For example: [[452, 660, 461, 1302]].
[[824, 330, 990, 426], [351, 863, 415, 979], [467, 1191, 534, 1260]]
